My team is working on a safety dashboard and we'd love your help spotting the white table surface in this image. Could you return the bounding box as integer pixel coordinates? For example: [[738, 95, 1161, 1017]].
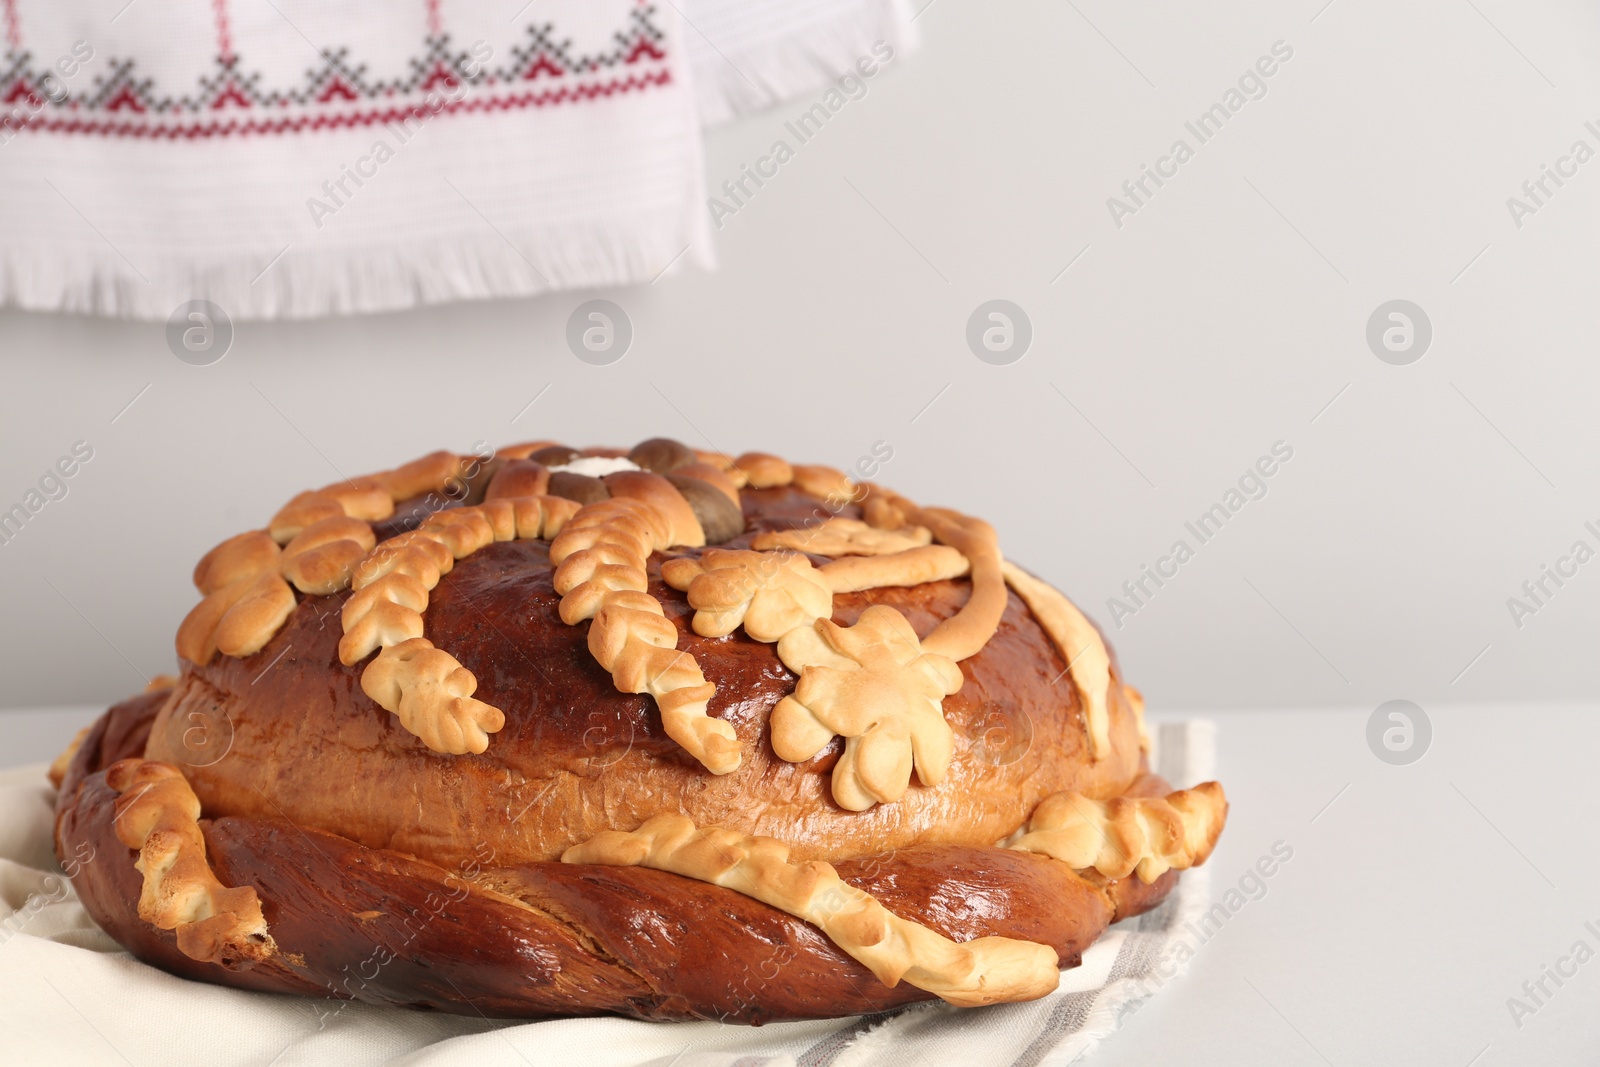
[[5, 701, 1593, 1065]]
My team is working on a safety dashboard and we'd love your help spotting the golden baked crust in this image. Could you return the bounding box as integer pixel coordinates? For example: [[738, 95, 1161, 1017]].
[[104, 759, 275, 967], [773, 605, 964, 811], [1007, 782, 1228, 882], [563, 813, 1060, 1007], [51, 438, 1229, 1022], [661, 549, 833, 642], [1002, 561, 1117, 760]]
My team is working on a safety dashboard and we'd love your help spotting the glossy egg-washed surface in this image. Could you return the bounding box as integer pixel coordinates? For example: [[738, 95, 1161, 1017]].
[[143, 486, 1144, 872], [60, 686, 1176, 1021]]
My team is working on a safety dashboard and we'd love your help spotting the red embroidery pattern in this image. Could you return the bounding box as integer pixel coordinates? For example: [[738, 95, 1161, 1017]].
[[213, 0, 235, 66], [0, 5, 670, 139], [16, 71, 673, 140], [2, 0, 20, 55]]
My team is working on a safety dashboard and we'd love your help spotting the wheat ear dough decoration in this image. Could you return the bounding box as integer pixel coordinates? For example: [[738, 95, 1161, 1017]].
[[1007, 782, 1229, 883], [549, 478, 742, 776], [562, 813, 1060, 1007], [104, 759, 276, 967], [343, 496, 580, 755], [179, 451, 472, 666], [176, 530, 296, 664]]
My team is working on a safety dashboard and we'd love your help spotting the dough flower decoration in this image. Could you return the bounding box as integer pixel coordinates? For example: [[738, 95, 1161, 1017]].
[[661, 548, 833, 641], [774, 605, 964, 811]]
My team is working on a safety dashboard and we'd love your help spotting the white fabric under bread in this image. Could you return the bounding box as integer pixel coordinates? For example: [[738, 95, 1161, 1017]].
[[0, 717, 1217, 1066]]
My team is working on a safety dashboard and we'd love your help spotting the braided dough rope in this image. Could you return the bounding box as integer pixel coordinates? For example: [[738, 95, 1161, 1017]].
[[1007, 781, 1228, 884], [1000, 561, 1114, 761], [548, 472, 705, 619], [548, 479, 741, 775], [358, 638, 504, 756], [104, 758, 275, 967], [562, 813, 1060, 1007], [343, 495, 580, 755], [587, 591, 739, 774], [176, 531, 297, 664], [49, 728, 90, 789]]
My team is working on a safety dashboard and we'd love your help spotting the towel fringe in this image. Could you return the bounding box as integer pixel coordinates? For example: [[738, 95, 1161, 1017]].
[[0, 227, 713, 322]]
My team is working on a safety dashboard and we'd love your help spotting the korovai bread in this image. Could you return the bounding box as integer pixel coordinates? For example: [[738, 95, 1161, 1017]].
[[51, 438, 1227, 1022]]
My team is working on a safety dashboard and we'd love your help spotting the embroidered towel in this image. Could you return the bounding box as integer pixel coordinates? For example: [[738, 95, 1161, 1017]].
[[0, 0, 708, 319], [0, 0, 917, 321]]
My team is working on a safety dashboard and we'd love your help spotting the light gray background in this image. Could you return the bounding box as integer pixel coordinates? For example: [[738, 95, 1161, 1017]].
[[4, 1, 1600, 720], [3, 3, 1599, 1061]]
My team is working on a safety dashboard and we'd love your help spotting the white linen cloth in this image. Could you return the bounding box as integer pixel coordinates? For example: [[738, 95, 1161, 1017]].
[[0, 0, 916, 320], [0, 719, 1217, 1066]]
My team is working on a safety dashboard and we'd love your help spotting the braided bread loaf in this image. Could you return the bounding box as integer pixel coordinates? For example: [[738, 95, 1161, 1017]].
[[51, 438, 1227, 1022]]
